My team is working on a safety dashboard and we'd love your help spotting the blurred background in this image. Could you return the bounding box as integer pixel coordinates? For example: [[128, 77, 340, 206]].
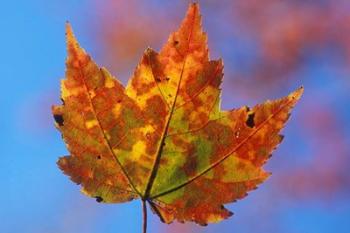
[[1, 0, 349, 233]]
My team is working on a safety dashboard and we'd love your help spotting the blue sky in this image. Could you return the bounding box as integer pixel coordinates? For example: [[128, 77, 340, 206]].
[[1, 1, 349, 233]]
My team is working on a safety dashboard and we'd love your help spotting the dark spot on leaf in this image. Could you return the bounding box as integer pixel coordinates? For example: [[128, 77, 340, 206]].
[[183, 155, 197, 176], [117, 99, 122, 103], [155, 77, 161, 82], [95, 196, 103, 203], [166, 77, 170, 81], [174, 40, 179, 46], [246, 112, 255, 128], [97, 155, 101, 160], [54, 114, 64, 126]]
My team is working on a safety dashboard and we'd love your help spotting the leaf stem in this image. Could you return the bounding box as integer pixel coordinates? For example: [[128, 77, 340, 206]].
[[142, 200, 147, 233]]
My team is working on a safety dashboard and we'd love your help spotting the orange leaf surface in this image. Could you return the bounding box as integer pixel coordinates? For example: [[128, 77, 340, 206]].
[[53, 3, 303, 226]]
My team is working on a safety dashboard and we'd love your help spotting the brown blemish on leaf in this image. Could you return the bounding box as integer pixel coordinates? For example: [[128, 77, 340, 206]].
[[182, 144, 197, 176], [118, 134, 136, 151], [237, 161, 247, 170], [171, 135, 191, 151], [131, 70, 156, 96], [140, 154, 154, 164], [145, 132, 161, 155], [145, 95, 167, 126], [159, 156, 169, 166], [204, 122, 234, 159], [108, 124, 124, 147]]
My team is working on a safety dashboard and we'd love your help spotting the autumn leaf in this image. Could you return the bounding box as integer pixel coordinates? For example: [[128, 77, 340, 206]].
[[53, 3, 303, 229]]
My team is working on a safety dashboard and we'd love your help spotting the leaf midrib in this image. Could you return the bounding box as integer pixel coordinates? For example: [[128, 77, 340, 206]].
[[143, 7, 198, 199]]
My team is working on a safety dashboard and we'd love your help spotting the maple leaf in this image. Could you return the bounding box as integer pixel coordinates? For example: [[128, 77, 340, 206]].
[[53, 3, 303, 228]]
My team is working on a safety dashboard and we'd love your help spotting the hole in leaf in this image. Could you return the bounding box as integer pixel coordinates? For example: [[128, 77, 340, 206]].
[[246, 112, 255, 128], [235, 131, 240, 138], [54, 114, 64, 126]]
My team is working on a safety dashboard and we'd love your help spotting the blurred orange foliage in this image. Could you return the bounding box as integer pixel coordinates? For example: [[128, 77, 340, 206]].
[[79, 0, 350, 231]]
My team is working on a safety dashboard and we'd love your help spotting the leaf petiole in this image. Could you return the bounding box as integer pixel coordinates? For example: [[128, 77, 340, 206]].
[[142, 200, 147, 233]]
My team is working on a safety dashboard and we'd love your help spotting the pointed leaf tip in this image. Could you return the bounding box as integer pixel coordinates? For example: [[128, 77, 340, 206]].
[[64, 23, 87, 61], [187, 2, 200, 19], [181, 2, 201, 28], [189, 2, 199, 10], [65, 22, 74, 41], [65, 22, 82, 50], [290, 86, 304, 101], [65, 22, 76, 51]]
